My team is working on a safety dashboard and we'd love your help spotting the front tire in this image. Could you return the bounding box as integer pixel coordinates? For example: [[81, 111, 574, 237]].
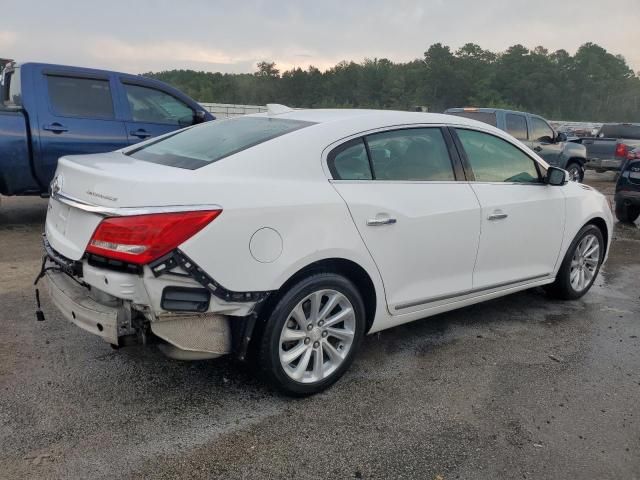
[[258, 273, 366, 396], [566, 162, 584, 182], [546, 224, 604, 300], [615, 202, 640, 224]]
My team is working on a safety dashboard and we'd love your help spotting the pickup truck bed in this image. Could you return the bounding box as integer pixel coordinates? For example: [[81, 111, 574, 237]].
[[577, 124, 640, 172]]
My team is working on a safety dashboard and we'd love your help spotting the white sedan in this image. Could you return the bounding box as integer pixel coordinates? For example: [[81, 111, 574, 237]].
[[40, 106, 613, 395]]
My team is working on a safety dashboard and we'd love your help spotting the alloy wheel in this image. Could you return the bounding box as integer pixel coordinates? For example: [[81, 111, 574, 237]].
[[278, 289, 356, 384], [569, 233, 600, 292]]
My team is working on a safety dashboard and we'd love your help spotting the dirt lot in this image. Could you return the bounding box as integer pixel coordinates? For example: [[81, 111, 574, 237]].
[[0, 172, 638, 479]]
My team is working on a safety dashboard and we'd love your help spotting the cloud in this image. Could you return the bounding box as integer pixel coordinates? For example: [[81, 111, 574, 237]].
[[0, 31, 17, 50]]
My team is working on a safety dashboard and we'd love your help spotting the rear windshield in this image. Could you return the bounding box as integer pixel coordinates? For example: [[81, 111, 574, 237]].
[[598, 124, 640, 140], [445, 110, 497, 127], [128, 116, 315, 169]]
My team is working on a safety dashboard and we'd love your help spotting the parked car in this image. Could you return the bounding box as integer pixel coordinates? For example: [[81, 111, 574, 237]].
[[38, 107, 612, 395], [614, 147, 640, 223], [0, 62, 214, 197], [576, 123, 640, 173], [444, 107, 587, 181]]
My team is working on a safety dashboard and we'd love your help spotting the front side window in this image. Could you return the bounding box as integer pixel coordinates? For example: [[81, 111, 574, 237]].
[[506, 113, 528, 141], [456, 129, 540, 183], [365, 128, 454, 181], [530, 117, 554, 142], [124, 83, 194, 125], [129, 116, 315, 169], [46, 75, 114, 118]]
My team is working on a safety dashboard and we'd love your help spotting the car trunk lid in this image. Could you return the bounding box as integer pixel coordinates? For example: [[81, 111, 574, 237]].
[[45, 151, 220, 260]]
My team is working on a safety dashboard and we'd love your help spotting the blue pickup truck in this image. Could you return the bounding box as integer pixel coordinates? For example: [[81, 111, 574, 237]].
[[445, 107, 587, 182], [0, 62, 214, 196]]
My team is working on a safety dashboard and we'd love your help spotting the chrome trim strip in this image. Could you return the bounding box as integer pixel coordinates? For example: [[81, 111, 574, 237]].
[[394, 273, 552, 311], [51, 191, 222, 217]]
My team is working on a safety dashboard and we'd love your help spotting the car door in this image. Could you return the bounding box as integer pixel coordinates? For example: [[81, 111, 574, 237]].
[[453, 128, 565, 289], [35, 71, 129, 187], [329, 127, 482, 314], [120, 81, 196, 144], [528, 116, 563, 166]]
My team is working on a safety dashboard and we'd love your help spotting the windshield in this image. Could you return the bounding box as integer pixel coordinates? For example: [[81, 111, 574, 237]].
[[128, 116, 315, 169], [598, 124, 640, 140]]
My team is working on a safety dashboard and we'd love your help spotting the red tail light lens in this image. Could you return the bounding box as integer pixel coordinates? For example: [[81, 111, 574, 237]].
[[615, 142, 628, 158], [86, 210, 221, 264]]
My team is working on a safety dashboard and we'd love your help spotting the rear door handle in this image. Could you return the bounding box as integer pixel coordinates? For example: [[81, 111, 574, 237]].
[[366, 217, 397, 226], [43, 123, 68, 133], [130, 129, 152, 139], [487, 211, 508, 221]]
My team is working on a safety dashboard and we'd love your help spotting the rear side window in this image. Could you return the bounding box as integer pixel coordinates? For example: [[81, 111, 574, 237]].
[[124, 83, 194, 125], [2, 68, 21, 106], [366, 128, 454, 181], [505, 114, 528, 141], [456, 129, 540, 183], [328, 139, 372, 180], [598, 124, 640, 140], [446, 110, 497, 127], [46, 75, 114, 118], [129, 116, 315, 169]]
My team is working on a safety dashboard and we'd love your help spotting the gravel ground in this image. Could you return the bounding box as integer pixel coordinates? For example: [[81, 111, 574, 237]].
[[0, 171, 638, 479]]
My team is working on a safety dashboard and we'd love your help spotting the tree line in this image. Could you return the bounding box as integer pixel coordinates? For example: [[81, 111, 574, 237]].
[[146, 42, 640, 122]]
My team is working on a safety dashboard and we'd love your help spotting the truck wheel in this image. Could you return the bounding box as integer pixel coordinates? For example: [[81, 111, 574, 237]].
[[566, 162, 584, 182], [545, 224, 604, 300], [615, 203, 640, 223], [258, 273, 366, 396]]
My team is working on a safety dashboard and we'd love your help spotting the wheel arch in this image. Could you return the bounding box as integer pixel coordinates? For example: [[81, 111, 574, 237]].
[[261, 257, 378, 334], [585, 216, 609, 257]]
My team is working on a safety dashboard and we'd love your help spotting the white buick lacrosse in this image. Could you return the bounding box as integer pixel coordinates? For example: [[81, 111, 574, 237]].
[[40, 106, 612, 395]]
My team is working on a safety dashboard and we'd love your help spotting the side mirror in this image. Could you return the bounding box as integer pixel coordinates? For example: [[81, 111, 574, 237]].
[[556, 132, 567, 142], [545, 166, 568, 186], [193, 110, 207, 124]]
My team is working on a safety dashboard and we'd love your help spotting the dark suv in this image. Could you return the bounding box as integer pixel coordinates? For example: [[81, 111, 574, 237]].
[[615, 148, 640, 223]]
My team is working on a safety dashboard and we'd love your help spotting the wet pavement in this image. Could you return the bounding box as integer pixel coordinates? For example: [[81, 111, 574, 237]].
[[0, 172, 638, 479]]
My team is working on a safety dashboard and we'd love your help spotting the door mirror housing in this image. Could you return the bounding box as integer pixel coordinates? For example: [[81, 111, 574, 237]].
[[556, 132, 567, 143], [545, 166, 568, 186]]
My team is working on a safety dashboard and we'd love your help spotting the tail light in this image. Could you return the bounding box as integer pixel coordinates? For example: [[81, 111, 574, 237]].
[[615, 142, 628, 158], [86, 210, 221, 265]]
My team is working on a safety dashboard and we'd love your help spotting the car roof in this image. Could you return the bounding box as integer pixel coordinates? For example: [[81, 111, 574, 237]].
[[251, 108, 507, 136]]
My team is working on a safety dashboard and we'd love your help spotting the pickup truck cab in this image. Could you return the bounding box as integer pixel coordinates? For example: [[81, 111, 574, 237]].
[[445, 107, 587, 181], [0, 62, 213, 196], [578, 123, 640, 173]]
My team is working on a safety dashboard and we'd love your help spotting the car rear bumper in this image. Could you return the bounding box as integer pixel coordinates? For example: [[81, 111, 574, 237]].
[[45, 269, 125, 345], [585, 158, 623, 171]]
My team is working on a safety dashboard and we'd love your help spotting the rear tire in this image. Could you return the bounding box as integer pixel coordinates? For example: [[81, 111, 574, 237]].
[[615, 202, 640, 224], [546, 224, 604, 300], [566, 162, 584, 182], [258, 273, 366, 396]]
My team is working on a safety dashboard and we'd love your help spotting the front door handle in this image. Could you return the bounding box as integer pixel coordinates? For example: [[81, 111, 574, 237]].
[[130, 129, 152, 139], [533, 146, 543, 152], [366, 217, 397, 226], [43, 123, 68, 133], [487, 211, 508, 221]]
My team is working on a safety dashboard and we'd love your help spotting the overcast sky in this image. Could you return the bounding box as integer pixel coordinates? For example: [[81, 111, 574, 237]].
[[2, 0, 638, 74]]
